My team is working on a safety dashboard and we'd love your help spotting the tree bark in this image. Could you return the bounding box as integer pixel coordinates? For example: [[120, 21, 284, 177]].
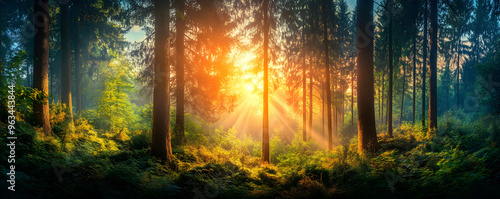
[[302, 35, 307, 142], [387, 7, 394, 137], [356, 0, 378, 152], [61, 1, 73, 124], [175, 0, 186, 145], [456, 39, 460, 109], [74, 4, 82, 112], [324, 0, 333, 150], [422, 0, 428, 128], [382, 67, 385, 124], [262, 0, 270, 163], [400, 59, 406, 127], [413, 27, 417, 124], [351, 67, 354, 127], [33, 0, 51, 135], [302, 36, 307, 142], [308, 54, 313, 138], [152, 0, 173, 161], [429, 0, 438, 131]]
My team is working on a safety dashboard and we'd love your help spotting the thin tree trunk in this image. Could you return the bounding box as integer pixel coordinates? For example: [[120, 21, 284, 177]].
[[309, 55, 313, 138], [421, 0, 428, 128], [151, 0, 173, 161], [382, 67, 385, 124], [413, 27, 417, 124], [33, 0, 51, 135], [175, 0, 186, 145], [61, 1, 73, 124], [302, 37, 307, 141], [351, 66, 354, 127], [74, 4, 82, 112], [387, 8, 394, 137], [323, 0, 333, 150], [322, 82, 325, 138], [356, 0, 378, 152], [429, 0, 438, 131], [262, 0, 270, 163], [456, 39, 460, 109], [400, 59, 406, 127]]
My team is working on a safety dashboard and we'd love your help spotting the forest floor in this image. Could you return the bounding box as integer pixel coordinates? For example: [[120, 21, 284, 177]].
[[1, 108, 500, 199]]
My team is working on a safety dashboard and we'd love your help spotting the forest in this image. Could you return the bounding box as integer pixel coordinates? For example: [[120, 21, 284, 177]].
[[1, 0, 500, 198]]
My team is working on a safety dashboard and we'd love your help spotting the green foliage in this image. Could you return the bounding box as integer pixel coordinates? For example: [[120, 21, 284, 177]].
[[94, 58, 136, 134], [4, 94, 500, 198]]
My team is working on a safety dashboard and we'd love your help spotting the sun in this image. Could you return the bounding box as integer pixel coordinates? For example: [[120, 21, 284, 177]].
[[246, 83, 255, 92]]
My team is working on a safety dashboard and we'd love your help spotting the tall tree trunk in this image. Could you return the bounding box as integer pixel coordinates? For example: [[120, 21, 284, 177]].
[[382, 67, 385, 124], [421, 0, 428, 128], [152, 0, 173, 161], [400, 59, 406, 127], [351, 67, 354, 127], [33, 0, 51, 135], [308, 55, 313, 138], [322, 83, 325, 138], [413, 27, 417, 124], [175, 0, 186, 145], [61, 1, 73, 124], [74, 4, 82, 112], [429, 0, 438, 131], [262, 0, 270, 163], [356, 0, 378, 152], [302, 37, 307, 142], [302, 7, 307, 141], [456, 39, 460, 109], [387, 8, 394, 137], [378, 75, 382, 123], [324, 0, 333, 150]]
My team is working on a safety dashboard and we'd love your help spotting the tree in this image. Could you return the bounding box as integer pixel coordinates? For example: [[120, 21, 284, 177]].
[[73, 2, 82, 112], [262, 0, 270, 163], [429, 0, 438, 131], [356, 0, 378, 152], [302, 6, 307, 142], [60, 0, 73, 125], [323, 0, 332, 150], [33, 0, 51, 135], [421, 0, 428, 128], [175, 0, 186, 145], [151, 0, 173, 160], [387, 0, 394, 137]]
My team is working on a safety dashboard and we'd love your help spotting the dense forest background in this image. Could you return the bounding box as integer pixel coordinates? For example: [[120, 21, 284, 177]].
[[1, 0, 500, 198]]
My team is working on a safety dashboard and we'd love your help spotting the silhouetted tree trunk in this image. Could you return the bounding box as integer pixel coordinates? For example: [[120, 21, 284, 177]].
[[309, 55, 313, 138], [456, 39, 460, 109], [322, 83, 325, 138], [382, 67, 385, 124], [356, 0, 378, 152], [33, 0, 51, 135], [387, 4, 394, 137], [324, 0, 333, 150], [302, 37, 307, 142], [302, 37, 307, 141], [429, 0, 438, 131], [351, 66, 354, 127], [379, 75, 382, 123], [262, 0, 270, 163], [152, 0, 173, 161], [61, 1, 73, 124], [400, 60, 406, 126], [413, 27, 416, 124], [175, 0, 185, 145], [74, 3, 82, 112], [422, 0, 428, 128]]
